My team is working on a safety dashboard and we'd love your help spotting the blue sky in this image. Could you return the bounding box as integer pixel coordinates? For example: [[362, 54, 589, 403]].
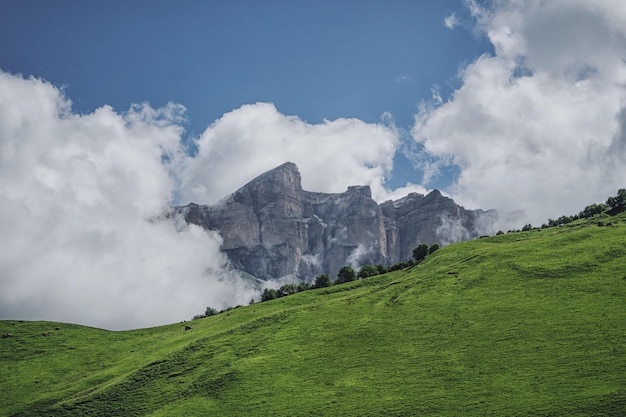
[[1, 0, 491, 189]]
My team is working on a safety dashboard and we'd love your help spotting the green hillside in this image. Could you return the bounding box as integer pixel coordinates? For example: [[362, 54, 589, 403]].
[[2, 214, 626, 416]]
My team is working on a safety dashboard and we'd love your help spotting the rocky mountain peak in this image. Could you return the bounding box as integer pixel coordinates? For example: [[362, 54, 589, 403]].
[[177, 162, 498, 281], [247, 162, 302, 190], [232, 162, 303, 216], [346, 185, 372, 199]]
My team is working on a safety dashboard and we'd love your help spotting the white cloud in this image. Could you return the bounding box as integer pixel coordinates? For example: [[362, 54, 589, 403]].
[[444, 13, 459, 30], [413, 0, 626, 224], [0, 73, 410, 329], [0, 72, 256, 330], [177, 102, 401, 204], [395, 75, 412, 84]]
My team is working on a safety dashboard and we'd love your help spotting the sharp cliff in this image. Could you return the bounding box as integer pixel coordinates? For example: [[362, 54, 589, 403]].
[[177, 162, 497, 281]]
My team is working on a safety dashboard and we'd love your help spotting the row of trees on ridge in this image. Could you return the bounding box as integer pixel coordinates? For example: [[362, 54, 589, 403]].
[[257, 243, 440, 302], [497, 189, 626, 233]]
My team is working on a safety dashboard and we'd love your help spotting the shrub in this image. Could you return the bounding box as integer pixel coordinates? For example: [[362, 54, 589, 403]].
[[413, 244, 429, 262], [606, 189, 626, 213], [261, 288, 278, 302], [358, 265, 379, 279], [277, 284, 297, 298], [204, 306, 219, 317], [313, 274, 331, 288], [336, 266, 356, 284]]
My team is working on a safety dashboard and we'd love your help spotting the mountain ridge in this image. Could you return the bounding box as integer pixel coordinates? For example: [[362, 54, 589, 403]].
[[177, 162, 500, 280]]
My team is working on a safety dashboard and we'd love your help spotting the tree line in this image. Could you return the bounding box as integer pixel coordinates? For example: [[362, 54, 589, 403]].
[[497, 188, 626, 233], [193, 242, 441, 318], [259, 243, 440, 302]]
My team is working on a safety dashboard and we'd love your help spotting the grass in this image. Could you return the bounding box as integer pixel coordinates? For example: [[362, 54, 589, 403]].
[[1, 213, 625, 416]]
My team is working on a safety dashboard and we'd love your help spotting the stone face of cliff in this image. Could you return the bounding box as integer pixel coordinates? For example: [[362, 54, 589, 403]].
[[177, 162, 496, 281]]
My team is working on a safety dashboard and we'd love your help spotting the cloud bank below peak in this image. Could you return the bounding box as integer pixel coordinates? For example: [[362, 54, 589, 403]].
[[0, 72, 257, 330]]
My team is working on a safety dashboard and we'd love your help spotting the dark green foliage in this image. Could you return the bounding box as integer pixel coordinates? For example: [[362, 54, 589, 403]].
[[336, 266, 356, 284], [606, 188, 626, 213], [277, 284, 297, 298], [204, 307, 219, 317], [313, 274, 331, 288], [358, 264, 379, 279], [412, 244, 429, 262], [538, 189, 625, 231], [193, 306, 220, 320], [259, 282, 311, 302], [581, 202, 607, 218], [388, 260, 415, 271], [522, 223, 533, 231], [261, 288, 277, 302], [376, 264, 388, 274], [428, 243, 440, 254]]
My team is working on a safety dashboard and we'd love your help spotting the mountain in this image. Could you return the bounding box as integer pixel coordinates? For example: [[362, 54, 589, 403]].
[[177, 162, 498, 280], [3, 212, 625, 416]]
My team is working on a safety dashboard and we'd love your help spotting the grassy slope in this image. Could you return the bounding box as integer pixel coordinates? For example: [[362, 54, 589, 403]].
[[1, 214, 625, 416]]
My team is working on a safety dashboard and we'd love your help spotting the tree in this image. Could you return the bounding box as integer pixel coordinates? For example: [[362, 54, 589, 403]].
[[192, 305, 220, 320], [336, 266, 356, 284], [204, 306, 219, 317], [277, 284, 297, 298], [412, 244, 429, 262], [358, 264, 379, 279], [389, 260, 414, 271], [607, 189, 626, 213], [296, 282, 311, 292], [580, 203, 606, 218], [376, 264, 388, 274], [261, 288, 277, 302], [313, 274, 331, 288], [428, 243, 440, 255]]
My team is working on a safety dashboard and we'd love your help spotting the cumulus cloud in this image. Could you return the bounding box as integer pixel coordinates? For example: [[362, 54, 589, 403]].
[[444, 13, 460, 30], [0, 72, 414, 329], [413, 0, 626, 224], [176, 102, 403, 205], [0, 72, 256, 330]]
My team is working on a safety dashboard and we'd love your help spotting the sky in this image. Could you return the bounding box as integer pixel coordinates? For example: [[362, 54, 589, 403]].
[[1, 0, 626, 329]]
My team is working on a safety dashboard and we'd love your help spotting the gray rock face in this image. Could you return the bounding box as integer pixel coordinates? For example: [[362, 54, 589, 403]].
[[177, 162, 497, 281]]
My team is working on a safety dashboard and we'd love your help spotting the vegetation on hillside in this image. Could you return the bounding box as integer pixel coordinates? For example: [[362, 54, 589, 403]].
[[516, 188, 626, 231]]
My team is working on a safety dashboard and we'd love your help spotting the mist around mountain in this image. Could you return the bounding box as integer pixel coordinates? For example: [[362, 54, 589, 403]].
[[177, 162, 524, 283]]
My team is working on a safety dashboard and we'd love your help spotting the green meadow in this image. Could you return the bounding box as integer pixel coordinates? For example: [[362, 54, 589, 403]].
[[2, 214, 625, 416]]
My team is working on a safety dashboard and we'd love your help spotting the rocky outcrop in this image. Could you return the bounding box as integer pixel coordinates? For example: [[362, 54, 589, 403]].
[[177, 162, 497, 281]]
